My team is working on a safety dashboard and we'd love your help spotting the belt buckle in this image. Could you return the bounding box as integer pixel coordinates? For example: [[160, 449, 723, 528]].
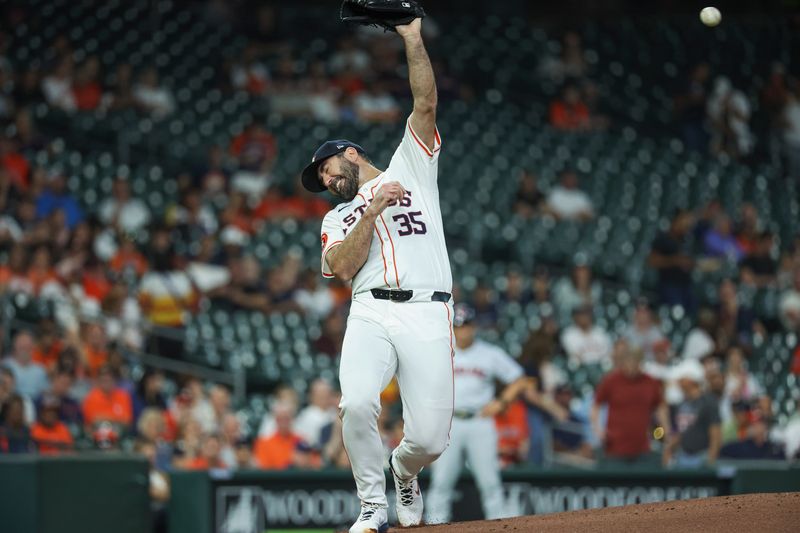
[[389, 290, 404, 302]]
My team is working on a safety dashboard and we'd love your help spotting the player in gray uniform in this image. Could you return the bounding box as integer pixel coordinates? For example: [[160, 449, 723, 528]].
[[425, 304, 529, 524]]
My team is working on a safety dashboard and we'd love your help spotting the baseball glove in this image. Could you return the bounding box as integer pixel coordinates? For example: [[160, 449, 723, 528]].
[[340, 0, 426, 32]]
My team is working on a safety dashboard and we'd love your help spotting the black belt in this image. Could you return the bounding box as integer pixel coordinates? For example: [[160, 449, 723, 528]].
[[452, 410, 478, 420], [369, 289, 451, 302]]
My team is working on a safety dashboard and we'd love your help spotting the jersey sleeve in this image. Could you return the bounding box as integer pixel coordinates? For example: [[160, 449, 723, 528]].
[[320, 210, 345, 279], [492, 347, 524, 384], [388, 115, 442, 186]]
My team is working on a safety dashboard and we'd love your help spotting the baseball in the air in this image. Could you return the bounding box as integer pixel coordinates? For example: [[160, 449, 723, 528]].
[[700, 7, 721, 27]]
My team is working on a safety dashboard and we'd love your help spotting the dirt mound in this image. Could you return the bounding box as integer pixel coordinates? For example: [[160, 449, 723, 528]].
[[397, 492, 800, 533]]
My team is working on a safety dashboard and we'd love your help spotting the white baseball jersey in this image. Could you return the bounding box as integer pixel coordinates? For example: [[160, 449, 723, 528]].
[[453, 339, 524, 412], [319, 117, 452, 295]]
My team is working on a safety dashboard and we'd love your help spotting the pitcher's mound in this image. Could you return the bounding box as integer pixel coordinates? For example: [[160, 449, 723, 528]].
[[397, 492, 800, 532]]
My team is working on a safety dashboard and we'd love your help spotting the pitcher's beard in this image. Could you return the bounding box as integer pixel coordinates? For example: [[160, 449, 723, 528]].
[[330, 159, 360, 201]]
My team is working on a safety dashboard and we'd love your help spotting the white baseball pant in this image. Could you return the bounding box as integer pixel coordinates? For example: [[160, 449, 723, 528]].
[[338, 296, 454, 507], [426, 416, 506, 523]]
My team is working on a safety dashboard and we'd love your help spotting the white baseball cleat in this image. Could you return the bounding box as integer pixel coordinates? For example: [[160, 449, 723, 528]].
[[349, 502, 389, 533], [390, 453, 424, 527]]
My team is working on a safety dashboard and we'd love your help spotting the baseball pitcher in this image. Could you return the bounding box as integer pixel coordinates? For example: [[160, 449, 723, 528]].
[[300, 7, 452, 533], [426, 304, 529, 524]]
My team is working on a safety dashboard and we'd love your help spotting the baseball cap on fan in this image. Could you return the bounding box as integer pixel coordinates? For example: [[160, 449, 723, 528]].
[[453, 304, 476, 328], [301, 140, 366, 193]]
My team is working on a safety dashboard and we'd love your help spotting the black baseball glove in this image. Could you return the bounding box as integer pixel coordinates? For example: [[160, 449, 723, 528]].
[[340, 0, 426, 32]]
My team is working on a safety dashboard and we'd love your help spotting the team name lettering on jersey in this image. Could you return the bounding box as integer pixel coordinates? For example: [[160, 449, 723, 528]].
[[341, 190, 423, 236]]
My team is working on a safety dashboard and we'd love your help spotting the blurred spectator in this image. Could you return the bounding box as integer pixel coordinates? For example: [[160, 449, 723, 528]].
[[1, 367, 34, 424], [723, 345, 762, 406], [219, 412, 246, 469], [715, 278, 762, 351], [783, 401, 800, 459], [253, 182, 330, 221], [103, 282, 145, 349], [550, 384, 592, 461], [664, 360, 721, 467], [0, 394, 34, 453], [230, 44, 269, 96], [98, 178, 152, 234], [253, 401, 319, 469], [545, 170, 593, 221], [170, 188, 219, 239], [681, 308, 717, 361], [560, 305, 612, 366], [649, 209, 695, 311], [294, 268, 335, 319], [354, 79, 401, 123], [498, 270, 530, 308], [703, 214, 744, 262], [592, 347, 668, 466], [779, 268, 800, 331], [35, 172, 84, 229], [31, 318, 63, 371], [512, 170, 546, 219], [553, 263, 600, 324], [208, 385, 232, 433], [719, 415, 783, 460], [3, 330, 49, 399], [36, 370, 82, 427], [81, 366, 133, 430], [14, 108, 48, 152], [109, 63, 136, 111], [495, 399, 529, 468], [740, 231, 778, 288], [722, 399, 752, 444], [1, 136, 31, 191], [329, 36, 371, 74], [530, 266, 552, 305], [80, 321, 109, 378], [707, 76, 754, 160], [41, 56, 77, 112], [258, 384, 300, 437], [549, 84, 590, 131], [538, 31, 587, 84], [623, 300, 668, 362], [133, 369, 168, 423], [30, 393, 73, 454], [133, 67, 174, 119], [184, 433, 226, 469], [294, 379, 337, 450], [134, 439, 170, 533], [139, 226, 199, 359], [305, 63, 340, 122], [71, 56, 103, 111], [0, 243, 32, 294], [136, 407, 172, 470], [229, 120, 277, 195], [208, 255, 270, 314], [674, 63, 710, 153]]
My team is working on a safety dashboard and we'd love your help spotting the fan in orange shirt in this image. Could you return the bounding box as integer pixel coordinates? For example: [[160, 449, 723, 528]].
[[253, 402, 320, 470], [27, 246, 60, 294], [81, 322, 109, 378], [31, 319, 64, 372], [549, 84, 591, 131], [82, 366, 133, 430], [31, 394, 74, 454], [495, 399, 530, 468], [109, 237, 148, 277], [183, 433, 227, 470]]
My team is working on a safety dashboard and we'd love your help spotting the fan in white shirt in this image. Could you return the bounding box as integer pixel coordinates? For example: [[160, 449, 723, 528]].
[[560, 305, 612, 365], [546, 170, 594, 221], [293, 378, 338, 449]]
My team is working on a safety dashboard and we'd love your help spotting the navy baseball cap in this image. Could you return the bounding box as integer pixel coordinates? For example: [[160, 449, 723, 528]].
[[301, 140, 366, 193], [453, 304, 476, 327]]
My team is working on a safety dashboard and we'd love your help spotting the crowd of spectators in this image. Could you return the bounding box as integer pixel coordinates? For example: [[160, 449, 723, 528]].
[[1, 6, 799, 524], [674, 60, 800, 178]]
